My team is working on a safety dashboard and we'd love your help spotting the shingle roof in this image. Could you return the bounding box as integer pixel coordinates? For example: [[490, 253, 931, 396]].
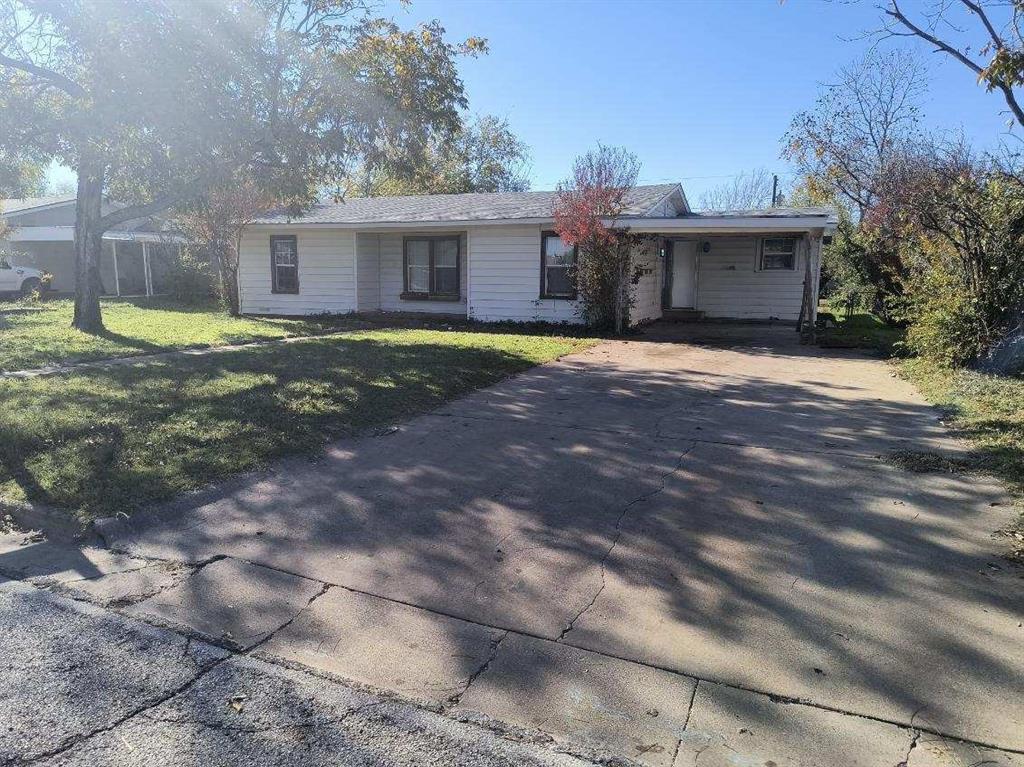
[[0, 195, 76, 215], [692, 206, 838, 222], [254, 184, 680, 225]]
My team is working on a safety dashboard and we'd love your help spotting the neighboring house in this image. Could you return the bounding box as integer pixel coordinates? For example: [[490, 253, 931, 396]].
[[0, 195, 185, 295], [238, 183, 837, 326]]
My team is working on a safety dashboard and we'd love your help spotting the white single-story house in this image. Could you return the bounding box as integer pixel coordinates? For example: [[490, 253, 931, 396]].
[[0, 195, 184, 294], [239, 183, 836, 326]]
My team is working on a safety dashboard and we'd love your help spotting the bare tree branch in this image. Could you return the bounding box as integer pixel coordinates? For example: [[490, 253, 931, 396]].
[[0, 52, 85, 97], [881, 0, 1024, 126]]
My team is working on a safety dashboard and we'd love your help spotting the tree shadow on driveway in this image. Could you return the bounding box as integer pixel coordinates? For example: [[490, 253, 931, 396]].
[[45, 333, 1024, 750]]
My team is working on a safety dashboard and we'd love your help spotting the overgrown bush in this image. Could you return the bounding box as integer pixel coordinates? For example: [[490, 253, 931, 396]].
[[163, 247, 215, 304], [894, 152, 1024, 370], [820, 222, 886, 316]]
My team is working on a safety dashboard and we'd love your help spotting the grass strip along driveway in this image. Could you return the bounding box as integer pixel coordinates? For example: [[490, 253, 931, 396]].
[[0, 297, 350, 372], [900, 358, 1024, 501], [0, 329, 592, 521]]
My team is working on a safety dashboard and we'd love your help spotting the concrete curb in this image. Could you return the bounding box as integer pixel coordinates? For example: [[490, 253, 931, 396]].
[[1, 497, 85, 541]]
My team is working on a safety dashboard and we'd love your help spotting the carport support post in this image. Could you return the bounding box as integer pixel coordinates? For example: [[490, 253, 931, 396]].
[[112, 240, 121, 297], [797, 233, 823, 343], [809, 232, 822, 329], [798, 235, 815, 343]]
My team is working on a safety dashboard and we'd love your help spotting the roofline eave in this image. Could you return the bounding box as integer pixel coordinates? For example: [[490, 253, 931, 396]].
[[1, 198, 77, 219], [245, 214, 836, 233]]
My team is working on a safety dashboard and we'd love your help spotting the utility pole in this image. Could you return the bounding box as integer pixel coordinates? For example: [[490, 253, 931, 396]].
[[771, 174, 779, 207]]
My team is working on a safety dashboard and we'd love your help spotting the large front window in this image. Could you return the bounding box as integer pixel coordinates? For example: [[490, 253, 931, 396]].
[[270, 235, 299, 293], [541, 232, 576, 299], [403, 237, 460, 298]]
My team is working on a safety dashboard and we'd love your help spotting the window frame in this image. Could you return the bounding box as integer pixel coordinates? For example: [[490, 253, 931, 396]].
[[401, 235, 461, 300], [759, 236, 798, 271], [539, 231, 578, 300], [270, 235, 299, 294]]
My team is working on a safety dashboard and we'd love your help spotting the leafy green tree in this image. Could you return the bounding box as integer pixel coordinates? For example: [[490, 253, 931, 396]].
[[0, 150, 46, 197], [887, 141, 1024, 368], [0, 0, 485, 331], [351, 114, 530, 196]]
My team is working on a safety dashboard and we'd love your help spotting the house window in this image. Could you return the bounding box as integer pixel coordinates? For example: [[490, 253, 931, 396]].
[[760, 237, 797, 270], [403, 237, 460, 298], [270, 235, 299, 293], [541, 232, 576, 299]]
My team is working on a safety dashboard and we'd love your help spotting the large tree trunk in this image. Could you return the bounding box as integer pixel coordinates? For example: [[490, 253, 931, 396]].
[[223, 233, 242, 316], [221, 258, 240, 317], [72, 158, 106, 333], [613, 256, 628, 335]]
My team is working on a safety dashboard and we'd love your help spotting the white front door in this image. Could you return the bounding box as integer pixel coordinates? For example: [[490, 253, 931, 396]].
[[670, 241, 697, 308]]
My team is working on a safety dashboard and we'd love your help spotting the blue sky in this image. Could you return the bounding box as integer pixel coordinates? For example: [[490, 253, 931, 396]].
[[378, 0, 1013, 202], [47, 0, 1015, 204]]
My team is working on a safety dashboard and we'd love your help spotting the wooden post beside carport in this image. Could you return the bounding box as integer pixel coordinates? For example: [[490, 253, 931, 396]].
[[797, 231, 823, 343]]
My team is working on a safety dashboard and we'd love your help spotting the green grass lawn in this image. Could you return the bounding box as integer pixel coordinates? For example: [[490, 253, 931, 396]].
[[0, 328, 592, 520], [899, 358, 1024, 493], [0, 297, 352, 371], [816, 305, 904, 354]]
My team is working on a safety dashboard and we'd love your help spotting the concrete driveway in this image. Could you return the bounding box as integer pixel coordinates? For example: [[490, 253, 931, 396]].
[[99, 323, 1024, 763]]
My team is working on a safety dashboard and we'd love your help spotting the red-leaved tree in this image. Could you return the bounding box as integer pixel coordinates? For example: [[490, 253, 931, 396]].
[[553, 145, 652, 333]]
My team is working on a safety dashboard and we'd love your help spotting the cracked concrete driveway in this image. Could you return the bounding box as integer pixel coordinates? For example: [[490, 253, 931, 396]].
[[100, 323, 1024, 757]]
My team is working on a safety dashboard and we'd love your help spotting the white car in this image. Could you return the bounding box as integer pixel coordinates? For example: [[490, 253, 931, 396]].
[[0, 257, 45, 296]]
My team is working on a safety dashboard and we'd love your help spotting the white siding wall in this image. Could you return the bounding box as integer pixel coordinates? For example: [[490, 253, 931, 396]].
[[468, 224, 581, 324], [378, 231, 467, 315], [238, 228, 355, 315], [631, 244, 663, 325], [696, 236, 806, 321], [356, 233, 380, 311], [237, 225, 811, 324]]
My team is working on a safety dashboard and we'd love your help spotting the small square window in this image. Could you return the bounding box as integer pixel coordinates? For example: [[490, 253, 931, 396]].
[[760, 237, 796, 270]]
